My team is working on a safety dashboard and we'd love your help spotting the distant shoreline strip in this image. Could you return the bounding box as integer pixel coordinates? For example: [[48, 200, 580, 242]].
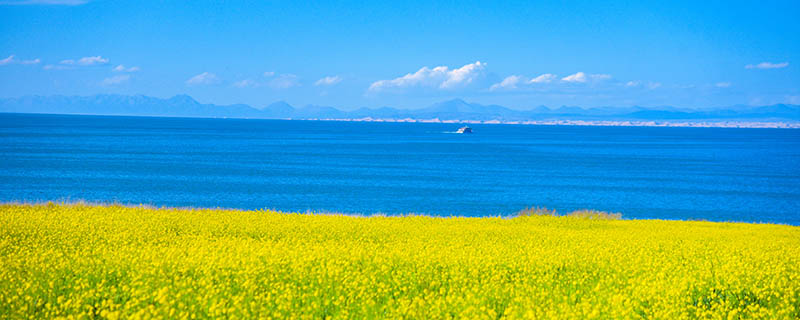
[[294, 117, 800, 129], [3, 112, 798, 128]]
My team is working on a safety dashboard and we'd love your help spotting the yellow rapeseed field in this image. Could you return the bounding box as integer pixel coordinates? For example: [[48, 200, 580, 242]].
[[1, 203, 799, 319]]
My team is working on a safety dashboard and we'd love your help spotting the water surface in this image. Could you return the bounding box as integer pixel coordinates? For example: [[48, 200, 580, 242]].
[[2, 113, 799, 224]]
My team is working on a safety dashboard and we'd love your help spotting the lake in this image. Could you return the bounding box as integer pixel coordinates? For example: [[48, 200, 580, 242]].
[[2, 113, 799, 224]]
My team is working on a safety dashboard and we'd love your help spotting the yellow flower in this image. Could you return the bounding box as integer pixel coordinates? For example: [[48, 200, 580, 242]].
[[0, 203, 798, 319]]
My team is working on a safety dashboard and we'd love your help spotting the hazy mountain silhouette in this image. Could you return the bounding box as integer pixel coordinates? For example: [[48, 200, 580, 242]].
[[1, 94, 798, 122], [260, 101, 295, 118]]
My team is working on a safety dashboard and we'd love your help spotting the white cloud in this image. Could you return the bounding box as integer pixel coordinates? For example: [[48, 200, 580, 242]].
[[269, 74, 300, 89], [626, 81, 660, 89], [233, 79, 256, 88], [489, 75, 522, 91], [745, 62, 789, 69], [529, 73, 556, 84], [0, 55, 14, 65], [491, 72, 608, 91], [77, 56, 107, 65], [186, 72, 220, 85], [60, 56, 108, 66], [562, 72, 611, 83], [441, 61, 485, 89], [0, 55, 40, 65], [488, 71, 621, 92], [590, 74, 612, 81], [369, 67, 447, 91], [43, 64, 70, 70], [715, 82, 731, 88], [368, 61, 486, 92], [315, 75, 342, 86], [101, 74, 130, 86], [561, 72, 587, 83], [263, 71, 275, 77], [113, 64, 139, 72], [0, 0, 88, 5]]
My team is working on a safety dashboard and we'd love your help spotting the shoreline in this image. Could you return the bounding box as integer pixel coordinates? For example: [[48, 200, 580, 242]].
[[297, 117, 800, 129], [3, 112, 799, 128]]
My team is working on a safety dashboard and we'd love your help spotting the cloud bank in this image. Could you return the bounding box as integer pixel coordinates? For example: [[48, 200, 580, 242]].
[[186, 72, 219, 85], [561, 72, 587, 83], [101, 74, 130, 86], [529, 73, 557, 84], [0, 55, 41, 66], [113, 65, 140, 72], [232, 79, 256, 88], [489, 71, 613, 91], [315, 75, 342, 86], [60, 56, 108, 66], [489, 75, 522, 91], [368, 61, 486, 92], [745, 62, 789, 69]]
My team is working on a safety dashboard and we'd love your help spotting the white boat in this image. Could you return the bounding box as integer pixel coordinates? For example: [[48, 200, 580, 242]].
[[456, 126, 472, 134]]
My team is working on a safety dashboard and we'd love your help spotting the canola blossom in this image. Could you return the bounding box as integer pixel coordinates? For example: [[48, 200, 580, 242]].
[[1, 203, 799, 319]]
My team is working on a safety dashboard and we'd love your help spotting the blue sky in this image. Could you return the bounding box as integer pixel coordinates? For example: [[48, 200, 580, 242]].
[[1, 0, 798, 110]]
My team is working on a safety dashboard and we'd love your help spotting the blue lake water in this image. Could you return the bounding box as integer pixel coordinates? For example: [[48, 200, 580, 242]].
[[1, 113, 799, 224]]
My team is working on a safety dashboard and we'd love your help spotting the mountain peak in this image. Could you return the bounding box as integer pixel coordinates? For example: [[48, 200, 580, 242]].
[[260, 101, 295, 117], [440, 98, 468, 104], [265, 101, 293, 109], [168, 94, 198, 105]]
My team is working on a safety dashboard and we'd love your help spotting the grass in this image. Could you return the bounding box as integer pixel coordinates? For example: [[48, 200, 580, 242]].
[[515, 207, 622, 220], [1, 203, 799, 319]]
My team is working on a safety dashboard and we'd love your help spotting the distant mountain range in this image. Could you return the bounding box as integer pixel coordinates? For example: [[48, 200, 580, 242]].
[[1, 94, 799, 122]]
